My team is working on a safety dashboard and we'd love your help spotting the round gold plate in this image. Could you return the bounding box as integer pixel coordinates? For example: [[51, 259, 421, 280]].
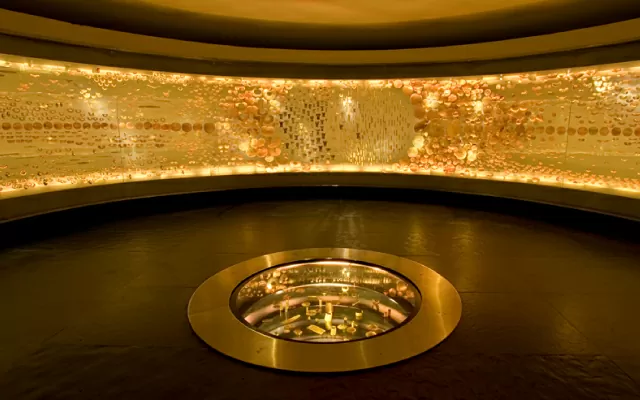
[[188, 248, 461, 372]]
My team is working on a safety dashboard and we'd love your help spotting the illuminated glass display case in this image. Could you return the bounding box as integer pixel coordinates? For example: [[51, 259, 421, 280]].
[[0, 53, 638, 200], [232, 259, 420, 342]]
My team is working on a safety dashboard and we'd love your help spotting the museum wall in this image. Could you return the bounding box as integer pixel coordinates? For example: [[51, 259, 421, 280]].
[[0, 53, 638, 216]]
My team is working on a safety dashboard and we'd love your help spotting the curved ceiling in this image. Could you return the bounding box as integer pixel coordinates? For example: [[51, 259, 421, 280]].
[[1, 0, 639, 50], [136, 0, 556, 25]]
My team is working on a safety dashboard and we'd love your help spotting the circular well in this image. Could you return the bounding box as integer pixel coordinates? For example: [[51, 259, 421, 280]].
[[232, 259, 421, 342], [188, 248, 461, 372]]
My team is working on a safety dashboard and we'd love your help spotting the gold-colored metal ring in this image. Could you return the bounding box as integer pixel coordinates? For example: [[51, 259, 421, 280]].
[[188, 248, 461, 372]]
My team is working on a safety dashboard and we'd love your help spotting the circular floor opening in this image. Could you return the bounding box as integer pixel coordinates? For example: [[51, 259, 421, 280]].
[[188, 248, 461, 372], [231, 259, 421, 342]]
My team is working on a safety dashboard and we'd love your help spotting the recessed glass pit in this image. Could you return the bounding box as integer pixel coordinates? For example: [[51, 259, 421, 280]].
[[231, 259, 421, 342]]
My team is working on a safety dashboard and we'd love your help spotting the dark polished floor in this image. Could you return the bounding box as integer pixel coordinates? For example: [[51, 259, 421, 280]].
[[1, 189, 640, 399]]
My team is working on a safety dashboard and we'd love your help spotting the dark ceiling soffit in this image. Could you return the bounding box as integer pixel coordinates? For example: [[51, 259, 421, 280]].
[[0, 34, 638, 79], [1, 0, 639, 50]]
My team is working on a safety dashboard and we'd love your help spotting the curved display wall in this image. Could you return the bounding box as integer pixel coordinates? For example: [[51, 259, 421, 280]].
[[0, 53, 639, 219]]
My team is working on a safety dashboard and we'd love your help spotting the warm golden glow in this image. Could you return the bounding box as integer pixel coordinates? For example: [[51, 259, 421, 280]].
[[0, 54, 639, 199], [135, 0, 555, 25], [233, 259, 420, 342]]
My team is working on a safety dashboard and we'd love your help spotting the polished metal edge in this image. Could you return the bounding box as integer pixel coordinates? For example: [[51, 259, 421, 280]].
[[187, 248, 462, 372], [1, 173, 638, 224]]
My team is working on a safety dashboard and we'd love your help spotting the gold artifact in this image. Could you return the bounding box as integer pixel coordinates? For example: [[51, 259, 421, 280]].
[[189, 248, 462, 372], [281, 315, 301, 325], [325, 302, 333, 314], [307, 324, 326, 335]]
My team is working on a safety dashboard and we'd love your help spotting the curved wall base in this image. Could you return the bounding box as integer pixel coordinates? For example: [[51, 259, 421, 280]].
[[1, 173, 638, 223]]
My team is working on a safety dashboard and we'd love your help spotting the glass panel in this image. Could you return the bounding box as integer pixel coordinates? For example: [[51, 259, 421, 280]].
[[118, 97, 217, 182], [564, 69, 640, 194], [0, 91, 122, 196], [0, 55, 639, 199], [232, 260, 420, 342]]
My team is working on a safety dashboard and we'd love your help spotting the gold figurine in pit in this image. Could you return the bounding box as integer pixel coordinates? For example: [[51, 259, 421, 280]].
[[338, 316, 348, 331], [324, 310, 333, 330], [302, 301, 311, 316], [325, 301, 333, 314], [346, 321, 357, 335]]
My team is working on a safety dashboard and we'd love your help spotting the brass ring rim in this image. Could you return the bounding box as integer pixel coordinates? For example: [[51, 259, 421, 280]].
[[188, 248, 462, 372]]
